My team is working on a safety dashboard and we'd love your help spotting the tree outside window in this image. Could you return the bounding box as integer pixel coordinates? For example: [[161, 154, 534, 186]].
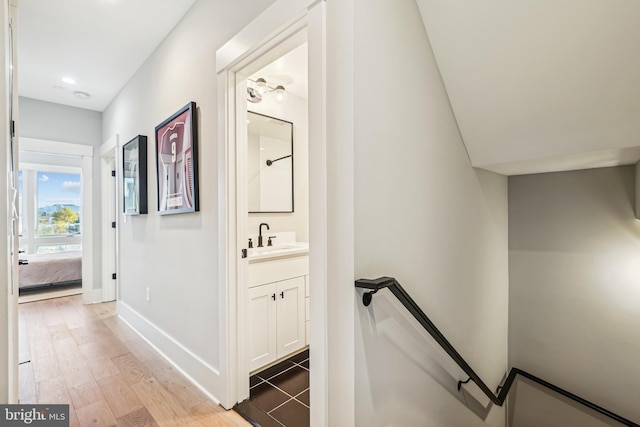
[[51, 207, 79, 233]]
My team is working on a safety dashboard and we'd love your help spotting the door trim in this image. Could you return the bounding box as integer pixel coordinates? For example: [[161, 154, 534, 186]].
[[20, 138, 96, 304], [216, 1, 328, 421], [100, 134, 119, 302]]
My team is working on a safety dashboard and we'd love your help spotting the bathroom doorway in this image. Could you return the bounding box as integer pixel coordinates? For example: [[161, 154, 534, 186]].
[[217, 1, 330, 423], [235, 34, 311, 427]]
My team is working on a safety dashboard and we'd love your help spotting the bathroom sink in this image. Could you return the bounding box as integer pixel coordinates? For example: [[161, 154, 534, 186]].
[[248, 243, 309, 261]]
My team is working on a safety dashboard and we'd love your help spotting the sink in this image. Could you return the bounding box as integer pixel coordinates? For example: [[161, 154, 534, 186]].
[[248, 242, 309, 261]]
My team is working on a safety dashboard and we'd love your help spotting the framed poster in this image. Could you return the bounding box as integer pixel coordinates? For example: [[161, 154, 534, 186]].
[[123, 135, 148, 215], [155, 102, 199, 215]]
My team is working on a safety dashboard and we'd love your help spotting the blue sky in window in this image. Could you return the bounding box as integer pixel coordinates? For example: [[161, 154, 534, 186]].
[[37, 172, 81, 208]]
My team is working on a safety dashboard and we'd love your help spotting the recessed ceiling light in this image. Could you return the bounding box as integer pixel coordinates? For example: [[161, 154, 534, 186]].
[[74, 91, 90, 100], [62, 77, 76, 85]]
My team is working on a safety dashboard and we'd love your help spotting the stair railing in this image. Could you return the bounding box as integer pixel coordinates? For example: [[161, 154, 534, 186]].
[[355, 276, 640, 427]]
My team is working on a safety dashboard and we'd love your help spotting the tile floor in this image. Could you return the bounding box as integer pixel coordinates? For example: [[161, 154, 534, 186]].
[[236, 349, 310, 427]]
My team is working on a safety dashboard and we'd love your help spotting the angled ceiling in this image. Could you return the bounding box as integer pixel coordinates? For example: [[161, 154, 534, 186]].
[[18, 0, 197, 112], [416, 0, 640, 175], [18, 0, 640, 175]]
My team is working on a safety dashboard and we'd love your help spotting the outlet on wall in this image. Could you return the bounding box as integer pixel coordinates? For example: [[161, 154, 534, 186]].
[[146, 287, 150, 302]]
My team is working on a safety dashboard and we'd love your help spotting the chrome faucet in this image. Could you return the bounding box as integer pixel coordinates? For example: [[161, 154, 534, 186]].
[[258, 223, 270, 247]]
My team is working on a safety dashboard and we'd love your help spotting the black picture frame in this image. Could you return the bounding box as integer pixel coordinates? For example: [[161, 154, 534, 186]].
[[154, 102, 199, 215], [247, 111, 294, 214], [122, 135, 148, 215]]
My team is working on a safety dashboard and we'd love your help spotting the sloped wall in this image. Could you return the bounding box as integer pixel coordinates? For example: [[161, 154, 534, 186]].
[[354, 0, 509, 425]]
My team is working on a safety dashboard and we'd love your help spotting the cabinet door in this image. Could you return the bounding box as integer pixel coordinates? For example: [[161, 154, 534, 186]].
[[248, 283, 277, 371], [276, 276, 305, 358], [305, 275, 310, 346]]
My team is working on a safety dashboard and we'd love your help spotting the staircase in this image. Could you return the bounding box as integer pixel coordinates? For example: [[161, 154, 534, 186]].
[[356, 277, 639, 427]]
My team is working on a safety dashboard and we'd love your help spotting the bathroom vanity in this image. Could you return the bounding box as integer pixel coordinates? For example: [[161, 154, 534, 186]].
[[247, 241, 309, 372]]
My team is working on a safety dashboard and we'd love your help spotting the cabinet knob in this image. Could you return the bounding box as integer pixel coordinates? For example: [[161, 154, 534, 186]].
[[280, 291, 285, 299], [272, 293, 276, 300]]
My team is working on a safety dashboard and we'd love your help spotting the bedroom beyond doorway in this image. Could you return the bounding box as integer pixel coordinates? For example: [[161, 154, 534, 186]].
[[17, 163, 83, 302]]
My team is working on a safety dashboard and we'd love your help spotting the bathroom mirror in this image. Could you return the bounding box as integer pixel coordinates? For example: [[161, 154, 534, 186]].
[[247, 111, 294, 213]]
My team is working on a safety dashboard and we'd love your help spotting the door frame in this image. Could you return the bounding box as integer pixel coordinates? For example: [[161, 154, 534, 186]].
[[19, 138, 95, 303], [100, 135, 119, 302], [216, 0, 328, 422], [6, 0, 19, 402]]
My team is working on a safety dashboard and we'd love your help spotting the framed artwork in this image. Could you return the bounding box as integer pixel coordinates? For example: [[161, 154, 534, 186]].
[[155, 102, 199, 215], [122, 135, 148, 215]]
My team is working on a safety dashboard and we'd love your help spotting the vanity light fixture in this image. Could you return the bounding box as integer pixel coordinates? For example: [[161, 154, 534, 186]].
[[247, 77, 287, 103], [254, 78, 268, 96], [273, 85, 287, 102]]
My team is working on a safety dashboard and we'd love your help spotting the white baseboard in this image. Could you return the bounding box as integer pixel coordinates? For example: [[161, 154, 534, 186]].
[[82, 288, 104, 305], [117, 300, 224, 404]]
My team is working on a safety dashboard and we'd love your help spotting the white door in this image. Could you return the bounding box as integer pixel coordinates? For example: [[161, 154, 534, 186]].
[[276, 276, 305, 357], [248, 283, 277, 371]]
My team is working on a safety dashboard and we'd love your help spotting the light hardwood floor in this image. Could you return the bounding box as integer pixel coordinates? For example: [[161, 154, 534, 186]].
[[19, 295, 250, 427]]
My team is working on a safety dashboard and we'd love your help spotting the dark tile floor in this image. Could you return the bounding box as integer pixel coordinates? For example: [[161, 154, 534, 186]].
[[236, 349, 310, 427]]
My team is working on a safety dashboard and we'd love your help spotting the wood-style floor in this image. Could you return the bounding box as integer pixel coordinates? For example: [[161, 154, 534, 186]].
[[19, 294, 250, 427]]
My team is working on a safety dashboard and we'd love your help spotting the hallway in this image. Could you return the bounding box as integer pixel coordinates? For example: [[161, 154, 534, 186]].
[[19, 295, 249, 426]]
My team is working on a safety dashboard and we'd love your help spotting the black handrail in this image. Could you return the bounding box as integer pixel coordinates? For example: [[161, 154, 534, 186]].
[[355, 276, 640, 427]]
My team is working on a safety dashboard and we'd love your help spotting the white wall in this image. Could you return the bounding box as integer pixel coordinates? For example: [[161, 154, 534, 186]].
[[19, 97, 102, 145], [509, 377, 627, 427], [101, 0, 275, 401], [509, 166, 640, 423], [247, 93, 309, 242], [353, 0, 509, 426], [18, 97, 103, 290]]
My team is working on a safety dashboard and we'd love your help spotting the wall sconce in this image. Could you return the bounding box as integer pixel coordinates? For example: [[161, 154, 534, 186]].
[[247, 78, 287, 103]]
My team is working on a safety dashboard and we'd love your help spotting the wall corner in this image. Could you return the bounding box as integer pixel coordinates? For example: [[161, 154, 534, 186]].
[[635, 161, 640, 219]]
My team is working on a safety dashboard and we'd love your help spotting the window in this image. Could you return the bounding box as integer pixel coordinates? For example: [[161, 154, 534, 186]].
[[36, 171, 81, 237], [18, 167, 82, 255], [36, 244, 82, 254]]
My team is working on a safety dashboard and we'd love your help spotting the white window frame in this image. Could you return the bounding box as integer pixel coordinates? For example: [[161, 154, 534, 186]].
[[18, 163, 83, 255]]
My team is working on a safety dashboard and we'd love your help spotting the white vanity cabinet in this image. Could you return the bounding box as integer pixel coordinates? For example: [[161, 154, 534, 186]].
[[305, 275, 310, 345], [248, 254, 308, 372]]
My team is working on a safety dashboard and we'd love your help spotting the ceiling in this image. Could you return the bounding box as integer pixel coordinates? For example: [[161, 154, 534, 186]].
[[18, 0, 197, 112], [18, 0, 640, 175], [251, 43, 308, 100], [416, 0, 640, 175]]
